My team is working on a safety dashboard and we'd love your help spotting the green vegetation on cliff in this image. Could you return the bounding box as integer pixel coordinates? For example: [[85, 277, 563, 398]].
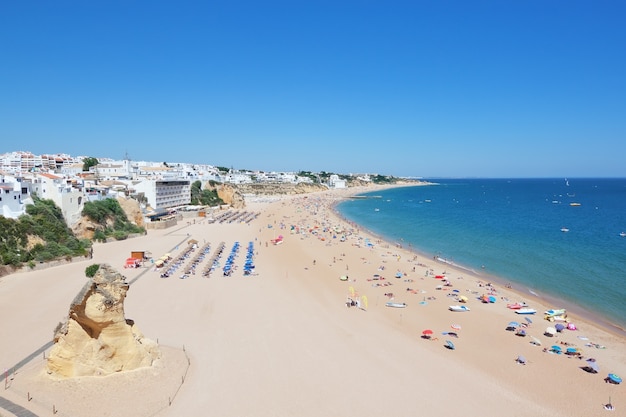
[[82, 199, 145, 242], [190, 180, 224, 206], [0, 197, 90, 267]]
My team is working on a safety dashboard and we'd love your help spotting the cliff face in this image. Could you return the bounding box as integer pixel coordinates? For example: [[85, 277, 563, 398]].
[[116, 196, 145, 228], [234, 182, 328, 195], [216, 184, 246, 209], [46, 264, 160, 378], [72, 197, 144, 240]]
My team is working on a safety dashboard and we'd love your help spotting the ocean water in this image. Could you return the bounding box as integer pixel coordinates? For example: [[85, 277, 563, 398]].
[[337, 178, 626, 330]]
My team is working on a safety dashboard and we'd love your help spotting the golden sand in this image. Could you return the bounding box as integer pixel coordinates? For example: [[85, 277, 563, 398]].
[[1, 186, 624, 416]]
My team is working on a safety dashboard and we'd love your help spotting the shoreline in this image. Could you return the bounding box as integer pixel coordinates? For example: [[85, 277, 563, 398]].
[[333, 183, 626, 339]]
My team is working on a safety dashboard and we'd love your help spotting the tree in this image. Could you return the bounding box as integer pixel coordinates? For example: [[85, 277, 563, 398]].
[[82, 157, 99, 172]]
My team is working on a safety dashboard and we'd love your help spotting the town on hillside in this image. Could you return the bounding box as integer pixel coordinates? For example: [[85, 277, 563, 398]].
[[0, 151, 401, 226]]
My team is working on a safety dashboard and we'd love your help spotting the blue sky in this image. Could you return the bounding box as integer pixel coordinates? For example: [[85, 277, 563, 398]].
[[1, 1, 625, 178]]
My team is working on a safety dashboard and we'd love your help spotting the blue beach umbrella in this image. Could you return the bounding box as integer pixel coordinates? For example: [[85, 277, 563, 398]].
[[551, 345, 562, 354], [607, 374, 622, 384], [445, 340, 455, 350], [524, 317, 533, 324]]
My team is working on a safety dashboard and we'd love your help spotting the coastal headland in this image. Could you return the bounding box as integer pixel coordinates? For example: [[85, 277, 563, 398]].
[[1, 184, 624, 416]]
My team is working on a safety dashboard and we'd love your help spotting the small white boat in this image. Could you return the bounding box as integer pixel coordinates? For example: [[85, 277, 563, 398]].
[[560, 228, 569, 232], [449, 305, 470, 312], [620, 232, 626, 237], [515, 308, 537, 315], [545, 308, 566, 317], [385, 302, 407, 308]]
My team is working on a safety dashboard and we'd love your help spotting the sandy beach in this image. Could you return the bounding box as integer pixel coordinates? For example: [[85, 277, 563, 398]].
[[1, 185, 624, 417]]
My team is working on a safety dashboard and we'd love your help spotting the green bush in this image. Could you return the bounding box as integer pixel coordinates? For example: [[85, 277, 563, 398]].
[[93, 230, 107, 242], [113, 230, 128, 240], [85, 264, 100, 278]]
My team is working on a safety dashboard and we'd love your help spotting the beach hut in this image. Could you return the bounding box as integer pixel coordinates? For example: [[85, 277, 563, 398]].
[[130, 251, 146, 260]]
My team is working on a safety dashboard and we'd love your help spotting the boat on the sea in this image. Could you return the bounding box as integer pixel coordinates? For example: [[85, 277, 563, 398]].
[[620, 232, 626, 237], [385, 302, 407, 308], [515, 308, 537, 315], [561, 228, 570, 232], [570, 202, 581, 206], [449, 305, 471, 312]]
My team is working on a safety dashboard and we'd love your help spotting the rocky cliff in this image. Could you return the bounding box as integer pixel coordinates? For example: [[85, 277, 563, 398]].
[[215, 183, 246, 209], [72, 197, 144, 240], [235, 182, 329, 196], [46, 264, 160, 378]]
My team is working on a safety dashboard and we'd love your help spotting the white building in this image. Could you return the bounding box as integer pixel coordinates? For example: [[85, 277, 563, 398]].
[[0, 173, 33, 219], [0, 151, 78, 174], [328, 174, 347, 189], [132, 179, 191, 216], [28, 172, 85, 225]]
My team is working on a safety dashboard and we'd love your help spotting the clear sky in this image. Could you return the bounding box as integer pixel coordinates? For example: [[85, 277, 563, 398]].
[[1, 1, 625, 178]]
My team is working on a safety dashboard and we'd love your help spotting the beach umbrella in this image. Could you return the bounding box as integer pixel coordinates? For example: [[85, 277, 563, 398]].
[[550, 345, 562, 354], [555, 323, 565, 332], [458, 295, 468, 303], [524, 317, 533, 324], [567, 323, 577, 330], [488, 295, 497, 303], [585, 359, 599, 373], [447, 332, 458, 338], [451, 324, 462, 330], [530, 336, 542, 346], [516, 355, 527, 365], [516, 329, 526, 337], [508, 321, 521, 328], [445, 340, 455, 350], [422, 329, 433, 336], [545, 327, 557, 336], [566, 347, 578, 355], [607, 374, 622, 384]]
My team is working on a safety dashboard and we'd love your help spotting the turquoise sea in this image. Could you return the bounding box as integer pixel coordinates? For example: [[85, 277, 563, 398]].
[[336, 178, 626, 331]]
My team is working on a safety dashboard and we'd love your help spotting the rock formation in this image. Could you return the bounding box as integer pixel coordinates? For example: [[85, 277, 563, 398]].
[[46, 264, 160, 378], [72, 197, 144, 240], [215, 183, 246, 209]]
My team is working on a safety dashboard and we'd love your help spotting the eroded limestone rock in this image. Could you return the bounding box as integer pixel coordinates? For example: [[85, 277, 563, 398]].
[[46, 264, 160, 378]]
